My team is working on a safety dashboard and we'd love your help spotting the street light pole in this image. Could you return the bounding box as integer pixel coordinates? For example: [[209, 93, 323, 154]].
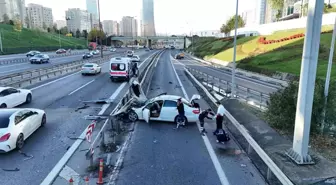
[[321, 16, 336, 134], [231, 0, 239, 98], [97, 0, 103, 58], [286, 0, 324, 165], [0, 30, 3, 53]]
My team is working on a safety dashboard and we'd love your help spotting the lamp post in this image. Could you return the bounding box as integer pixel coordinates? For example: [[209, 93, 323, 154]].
[[231, 0, 239, 98], [97, 0, 103, 58]]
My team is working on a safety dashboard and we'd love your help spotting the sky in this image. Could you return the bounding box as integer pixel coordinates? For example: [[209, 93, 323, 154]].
[[25, 0, 257, 35]]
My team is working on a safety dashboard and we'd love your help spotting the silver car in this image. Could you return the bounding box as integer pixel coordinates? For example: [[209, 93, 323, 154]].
[[131, 55, 140, 62], [81, 63, 101, 75], [29, 54, 50, 64]]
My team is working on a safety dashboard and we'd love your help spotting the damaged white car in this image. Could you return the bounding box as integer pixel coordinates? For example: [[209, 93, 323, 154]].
[[114, 79, 201, 125]]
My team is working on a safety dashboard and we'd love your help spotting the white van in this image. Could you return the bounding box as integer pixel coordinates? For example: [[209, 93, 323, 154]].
[[109, 57, 131, 82]]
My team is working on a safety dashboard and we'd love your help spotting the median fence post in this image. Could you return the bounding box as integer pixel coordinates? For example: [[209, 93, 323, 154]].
[[246, 88, 249, 103], [260, 93, 263, 109]]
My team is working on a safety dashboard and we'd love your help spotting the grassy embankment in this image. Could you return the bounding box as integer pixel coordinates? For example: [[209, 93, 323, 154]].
[[0, 24, 87, 55]]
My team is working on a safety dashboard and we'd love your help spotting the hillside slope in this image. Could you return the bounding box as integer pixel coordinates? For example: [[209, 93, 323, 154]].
[[0, 24, 87, 55]]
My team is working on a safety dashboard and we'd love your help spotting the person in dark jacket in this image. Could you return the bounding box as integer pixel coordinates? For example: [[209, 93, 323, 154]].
[[132, 63, 138, 77], [198, 108, 214, 135], [176, 98, 185, 128]]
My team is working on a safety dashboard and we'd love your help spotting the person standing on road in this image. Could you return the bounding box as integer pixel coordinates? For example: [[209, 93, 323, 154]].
[[213, 101, 226, 135], [198, 108, 215, 135], [175, 98, 185, 129], [132, 62, 138, 77]]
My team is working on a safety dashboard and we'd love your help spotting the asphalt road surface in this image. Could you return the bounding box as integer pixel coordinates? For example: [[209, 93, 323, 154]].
[[0, 48, 131, 76], [0, 50, 156, 185], [115, 50, 266, 185], [0, 49, 87, 61], [170, 51, 279, 95]]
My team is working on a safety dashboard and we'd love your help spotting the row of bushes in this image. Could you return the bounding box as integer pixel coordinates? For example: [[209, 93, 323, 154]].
[[258, 33, 305, 44], [258, 29, 334, 45]]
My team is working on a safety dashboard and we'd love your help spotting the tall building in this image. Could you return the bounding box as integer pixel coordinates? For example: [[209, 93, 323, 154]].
[[241, 9, 257, 26], [117, 22, 121, 36], [120, 16, 138, 37], [265, 2, 278, 24], [55, 20, 66, 29], [256, 0, 267, 24], [65, 8, 90, 32], [0, 0, 26, 26], [141, 0, 156, 36], [26, 3, 53, 29], [86, 0, 98, 15]]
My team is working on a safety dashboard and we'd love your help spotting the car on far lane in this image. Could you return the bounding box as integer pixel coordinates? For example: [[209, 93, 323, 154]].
[[175, 53, 184, 59], [81, 63, 101, 75], [127, 92, 201, 125], [110, 48, 116, 52], [82, 52, 93, 59], [29, 54, 50, 64], [131, 55, 140, 62], [91, 50, 100, 55], [0, 108, 46, 153], [126, 50, 134, 57], [56, 49, 67, 54], [0, 87, 32, 108], [26, 51, 41, 57]]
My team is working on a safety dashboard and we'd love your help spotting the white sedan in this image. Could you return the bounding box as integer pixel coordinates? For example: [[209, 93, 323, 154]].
[[131, 55, 140, 62], [127, 94, 201, 125], [0, 87, 32, 108], [0, 108, 46, 153], [81, 63, 101, 75]]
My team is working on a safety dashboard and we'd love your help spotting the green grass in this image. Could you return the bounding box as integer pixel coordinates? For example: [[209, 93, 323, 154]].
[[0, 24, 87, 54], [189, 25, 336, 79]]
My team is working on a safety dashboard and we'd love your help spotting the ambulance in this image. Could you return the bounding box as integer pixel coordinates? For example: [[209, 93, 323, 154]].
[[109, 57, 131, 82]]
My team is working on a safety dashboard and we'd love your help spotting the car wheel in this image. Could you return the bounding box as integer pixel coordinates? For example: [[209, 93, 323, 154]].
[[41, 114, 46, 127], [25, 93, 32, 104], [0, 103, 7, 108], [174, 115, 188, 125], [30, 61, 33, 64], [16, 133, 24, 150], [128, 110, 138, 122]]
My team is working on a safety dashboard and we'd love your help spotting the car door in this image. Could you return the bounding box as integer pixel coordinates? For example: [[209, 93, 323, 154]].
[[1, 89, 19, 107], [8, 88, 24, 106], [142, 108, 150, 123], [161, 100, 178, 121], [14, 110, 32, 138]]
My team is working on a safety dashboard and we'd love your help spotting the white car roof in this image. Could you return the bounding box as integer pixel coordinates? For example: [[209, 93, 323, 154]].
[[151, 95, 186, 102], [110, 57, 130, 64], [83, 63, 96, 65]]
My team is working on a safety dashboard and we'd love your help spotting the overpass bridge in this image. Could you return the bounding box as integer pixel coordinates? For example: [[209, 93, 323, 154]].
[[110, 36, 190, 48]]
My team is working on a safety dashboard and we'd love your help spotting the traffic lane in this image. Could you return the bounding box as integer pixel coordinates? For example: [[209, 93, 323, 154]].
[[0, 49, 88, 61], [0, 52, 122, 76], [180, 59, 277, 95], [0, 51, 155, 185], [172, 56, 267, 185], [116, 51, 222, 185]]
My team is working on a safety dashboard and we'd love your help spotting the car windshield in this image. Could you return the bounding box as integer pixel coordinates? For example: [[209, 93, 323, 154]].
[[84, 64, 93, 67]]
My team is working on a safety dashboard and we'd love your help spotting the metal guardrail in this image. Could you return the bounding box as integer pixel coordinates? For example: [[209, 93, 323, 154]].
[[0, 51, 87, 65], [184, 67, 294, 185], [0, 53, 115, 86], [187, 67, 270, 110]]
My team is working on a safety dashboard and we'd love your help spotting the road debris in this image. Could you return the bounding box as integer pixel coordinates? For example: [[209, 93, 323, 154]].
[[75, 104, 90, 112], [2, 168, 20, 172], [18, 150, 34, 161]]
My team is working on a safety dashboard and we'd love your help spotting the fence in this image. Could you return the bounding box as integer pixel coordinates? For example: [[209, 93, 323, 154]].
[[184, 67, 294, 185], [187, 67, 270, 110]]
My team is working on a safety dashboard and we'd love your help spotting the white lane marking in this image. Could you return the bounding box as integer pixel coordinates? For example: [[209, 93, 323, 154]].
[[169, 54, 231, 185], [58, 166, 80, 185], [40, 51, 159, 185], [68, 79, 95, 96]]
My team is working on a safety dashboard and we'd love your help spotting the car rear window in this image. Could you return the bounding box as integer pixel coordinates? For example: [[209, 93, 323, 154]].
[[84, 64, 94, 67], [111, 63, 126, 71], [0, 110, 16, 128]]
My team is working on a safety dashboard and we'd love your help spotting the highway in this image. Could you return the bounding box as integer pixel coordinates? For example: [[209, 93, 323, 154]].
[[0, 48, 129, 76], [0, 50, 156, 185], [0, 49, 87, 61], [115, 50, 266, 185], [170, 50, 279, 95]]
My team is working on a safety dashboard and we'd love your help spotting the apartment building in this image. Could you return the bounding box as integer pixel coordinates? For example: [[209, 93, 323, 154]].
[[102, 20, 118, 35], [0, 0, 26, 26], [120, 16, 138, 37], [26, 3, 53, 29], [65, 8, 90, 32]]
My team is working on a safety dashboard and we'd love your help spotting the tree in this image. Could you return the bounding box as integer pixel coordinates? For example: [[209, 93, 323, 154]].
[[2, 14, 9, 24], [269, 0, 284, 10], [47, 27, 51, 32], [25, 16, 30, 28], [220, 15, 245, 35], [88, 28, 106, 43], [76, 29, 81, 38], [60, 26, 68, 34], [42, 22, 47, 30], [52, 24, 58, 33], [82, 30, 88, 39], [14, 20, 22, 31], [9, 20, 14, 25]]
